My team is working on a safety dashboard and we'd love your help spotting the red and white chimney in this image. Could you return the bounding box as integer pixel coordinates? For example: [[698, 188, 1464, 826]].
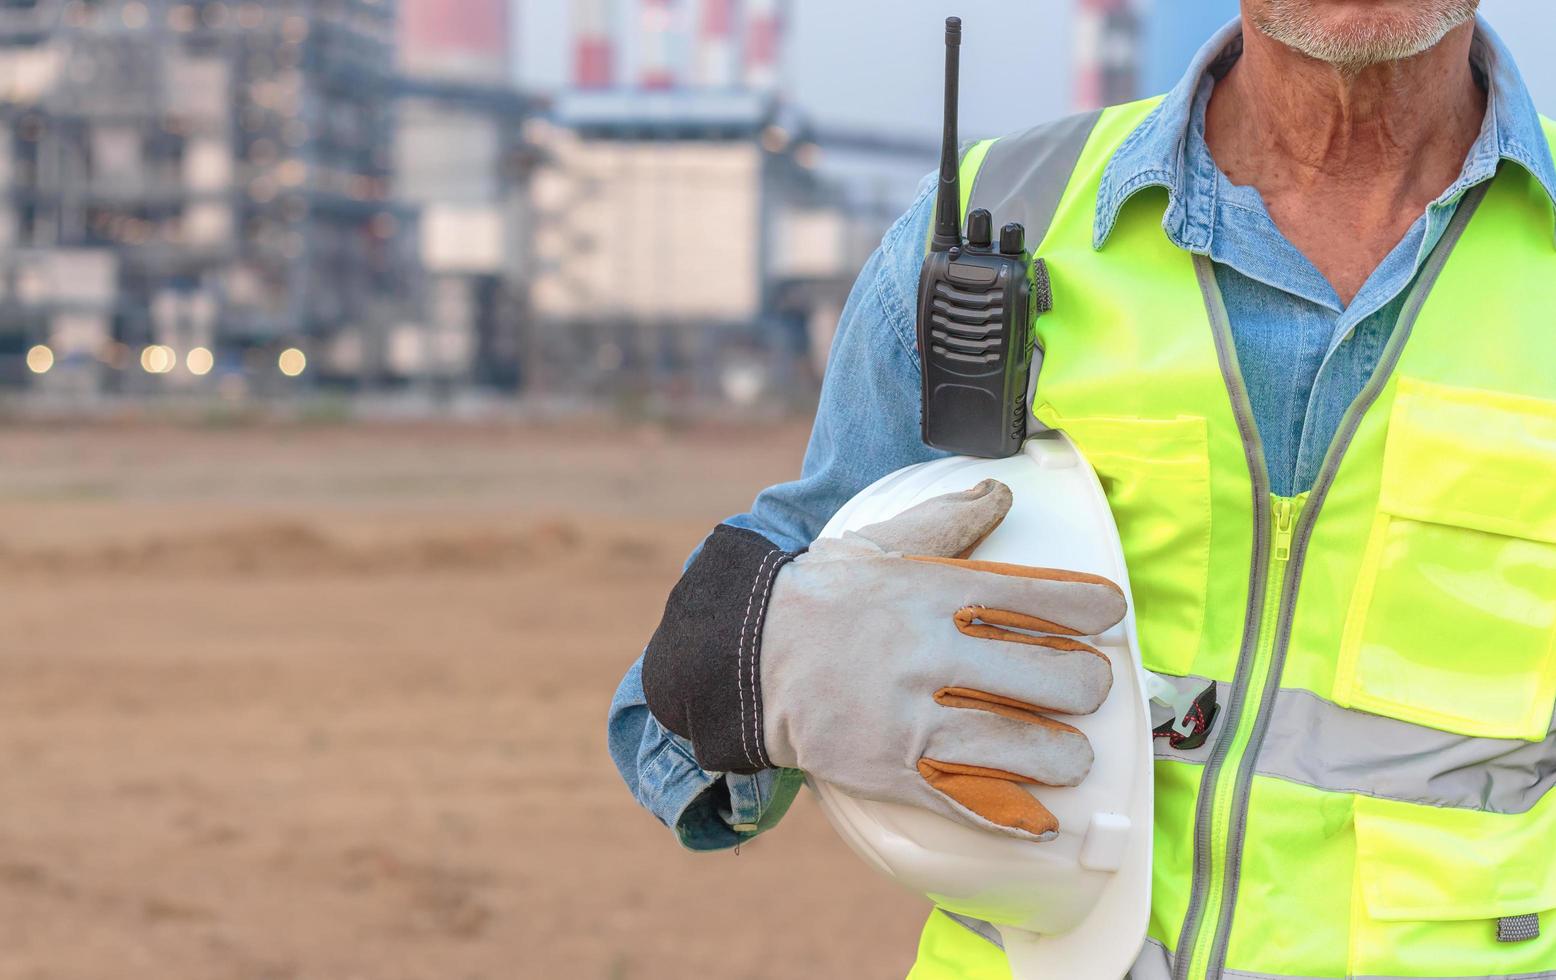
[[573, 0, 616, 89], [639, 0, 678, 90], [400, 0, 511, 84], [694, 0, 737, 89], [1074, 0, 1140, 109], [741, 0, 781, 93]]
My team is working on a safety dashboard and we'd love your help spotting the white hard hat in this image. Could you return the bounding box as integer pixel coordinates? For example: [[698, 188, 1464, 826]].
[[812, 432, 1153, 980]]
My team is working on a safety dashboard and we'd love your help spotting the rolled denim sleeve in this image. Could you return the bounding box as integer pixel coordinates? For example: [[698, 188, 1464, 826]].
[[606, 175, 948, 851], [608, 658, 805, 850]]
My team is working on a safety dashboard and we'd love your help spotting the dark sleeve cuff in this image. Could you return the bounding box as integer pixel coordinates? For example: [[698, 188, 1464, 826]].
[[641, 524, 798, 775]]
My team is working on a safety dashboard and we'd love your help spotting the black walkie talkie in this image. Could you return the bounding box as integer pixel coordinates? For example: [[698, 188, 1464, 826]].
[[917, 16, 1049, 458]]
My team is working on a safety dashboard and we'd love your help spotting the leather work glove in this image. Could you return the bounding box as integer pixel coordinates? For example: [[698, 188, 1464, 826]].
[[643, 480, 1127, 841]]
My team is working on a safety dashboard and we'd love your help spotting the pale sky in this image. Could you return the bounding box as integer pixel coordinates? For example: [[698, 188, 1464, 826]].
[[516, 0, 1556, 143]]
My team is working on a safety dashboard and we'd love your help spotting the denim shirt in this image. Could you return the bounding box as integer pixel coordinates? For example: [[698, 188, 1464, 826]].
[[607, 16, 1556, 850], [1100, 18, 1556, 495]]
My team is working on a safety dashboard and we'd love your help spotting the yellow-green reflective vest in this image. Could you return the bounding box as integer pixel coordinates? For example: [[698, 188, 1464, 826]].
[[909, 98, 1556, 980]]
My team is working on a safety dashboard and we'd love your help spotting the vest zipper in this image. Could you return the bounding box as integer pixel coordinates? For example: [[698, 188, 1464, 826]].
[[1180, 495, 1300, 980], [1271, 498, 1296, 563], [1171, 256, 1277, 980], [1179, 185, 1485, 980]]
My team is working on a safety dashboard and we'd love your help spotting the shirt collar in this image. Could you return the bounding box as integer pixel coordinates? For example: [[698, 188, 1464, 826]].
[[1092, 15, 1556, 251]]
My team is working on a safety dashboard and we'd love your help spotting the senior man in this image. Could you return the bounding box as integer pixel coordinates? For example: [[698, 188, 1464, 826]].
[[610, 1, 1556, 977]]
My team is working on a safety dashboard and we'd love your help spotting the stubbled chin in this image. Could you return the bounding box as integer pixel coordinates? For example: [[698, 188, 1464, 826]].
[[1255, 2, 1475, 71]]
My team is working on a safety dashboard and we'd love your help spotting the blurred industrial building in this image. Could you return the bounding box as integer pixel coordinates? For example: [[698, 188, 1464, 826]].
[[0, 0, 419, 399], [394, 0, 530, 391], [0, 0, 1210, 409], [527, 0, 921, 404]]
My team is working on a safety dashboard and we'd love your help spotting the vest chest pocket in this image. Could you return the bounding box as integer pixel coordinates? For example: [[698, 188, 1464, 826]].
[[1038, 413, 1212, 678], [1335, 378, 1556, 742]]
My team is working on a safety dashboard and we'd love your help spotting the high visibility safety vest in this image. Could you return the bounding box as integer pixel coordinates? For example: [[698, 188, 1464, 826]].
[[909, 99, 1556, 980]]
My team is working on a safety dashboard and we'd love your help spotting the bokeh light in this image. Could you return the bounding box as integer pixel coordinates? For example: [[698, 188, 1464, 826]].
[[278, 347, 307, 377], [186, 346, 215, 376], [140, 344, 175, 374], [26, 344, 54, 374]]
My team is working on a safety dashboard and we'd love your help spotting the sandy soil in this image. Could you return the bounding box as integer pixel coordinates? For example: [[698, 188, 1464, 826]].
[[0, 421, 926, 980]]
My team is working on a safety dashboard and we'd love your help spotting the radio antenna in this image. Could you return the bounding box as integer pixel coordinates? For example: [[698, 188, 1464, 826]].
[[930, 16, 964, 253]]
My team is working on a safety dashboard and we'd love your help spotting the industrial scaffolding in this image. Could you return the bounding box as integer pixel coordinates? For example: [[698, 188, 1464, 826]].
[[0, 0, 419, 394]]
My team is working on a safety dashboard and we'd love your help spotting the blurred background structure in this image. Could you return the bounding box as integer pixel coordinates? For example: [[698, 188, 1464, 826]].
[[0, 0, 418, 398], [0, 0, 1204, 412], [0, 0, 1550, 412]]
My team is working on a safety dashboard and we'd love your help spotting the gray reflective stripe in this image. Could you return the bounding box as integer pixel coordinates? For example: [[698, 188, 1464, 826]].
[[938, 909, 1003, 950], [962, 110, 1103, 440], [1252, 687, 1556, 814], [1173, 253, 1278, 980], [1134, 937, 1556, 980], [1152, 683, 1556, 815], [1136, 938, 1305, 980], [965, 109, 1104, 254]]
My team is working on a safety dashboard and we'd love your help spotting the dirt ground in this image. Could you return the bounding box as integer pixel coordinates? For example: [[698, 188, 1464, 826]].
[[0, 420, 927, 980]]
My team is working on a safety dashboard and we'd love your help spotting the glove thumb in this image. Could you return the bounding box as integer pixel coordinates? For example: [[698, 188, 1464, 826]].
[[848, 479, 1012, 558]]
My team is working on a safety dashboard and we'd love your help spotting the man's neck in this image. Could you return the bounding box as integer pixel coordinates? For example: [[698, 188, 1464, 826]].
[[1205, 21, 1485, 304]]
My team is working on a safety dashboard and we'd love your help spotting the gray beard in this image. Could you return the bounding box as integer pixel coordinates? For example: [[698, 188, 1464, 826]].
[[1253, 0, 1479, 73]]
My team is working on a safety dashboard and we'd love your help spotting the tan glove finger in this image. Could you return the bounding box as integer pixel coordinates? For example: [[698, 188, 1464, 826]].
[[904, 554, 1128, 636], [849, 479, 1012, 558], [928, 688, 1095, 785], [916, 759, 1060, 840], [934, 628, 1114, 716]]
